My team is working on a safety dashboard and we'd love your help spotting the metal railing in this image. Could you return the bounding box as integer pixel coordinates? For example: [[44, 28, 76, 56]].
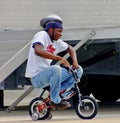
[[0, 41, 31, 84]]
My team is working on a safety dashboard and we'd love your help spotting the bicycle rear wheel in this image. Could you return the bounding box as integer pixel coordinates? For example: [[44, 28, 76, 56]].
[[28, 97, 52, 120]]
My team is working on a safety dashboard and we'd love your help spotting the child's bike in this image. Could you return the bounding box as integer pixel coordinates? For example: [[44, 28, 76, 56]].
[[28, 67, 98, 120]]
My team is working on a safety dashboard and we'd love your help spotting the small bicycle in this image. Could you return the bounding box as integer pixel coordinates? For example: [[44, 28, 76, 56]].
[[28, 67, 98, 120]]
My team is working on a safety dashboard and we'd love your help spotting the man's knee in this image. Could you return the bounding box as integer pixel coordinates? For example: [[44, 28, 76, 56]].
[[77, 66, 83, 78], [78, 66, 83, 73], [51, 65, 61, 74]]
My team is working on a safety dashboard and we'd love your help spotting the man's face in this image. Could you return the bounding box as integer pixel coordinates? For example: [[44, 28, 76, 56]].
[[50, 28, 63, 41]]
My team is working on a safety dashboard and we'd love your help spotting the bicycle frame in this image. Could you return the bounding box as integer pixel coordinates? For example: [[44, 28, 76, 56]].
[[69, 68, 83, 106]]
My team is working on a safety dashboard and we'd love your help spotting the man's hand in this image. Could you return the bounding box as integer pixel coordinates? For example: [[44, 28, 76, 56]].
[[72, 61, 80, 69], [59, 58, 70, 68]]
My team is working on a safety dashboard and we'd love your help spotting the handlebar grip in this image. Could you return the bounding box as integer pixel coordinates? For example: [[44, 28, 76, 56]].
[[61, 65, 70, 71]]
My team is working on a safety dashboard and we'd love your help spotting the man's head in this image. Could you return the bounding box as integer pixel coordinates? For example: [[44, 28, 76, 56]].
[[40, 15, 63, 41], [46, 22, 63, 41]]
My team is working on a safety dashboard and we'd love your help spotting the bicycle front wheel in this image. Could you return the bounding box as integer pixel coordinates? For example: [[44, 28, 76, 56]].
[[74, 96, 98, 119]]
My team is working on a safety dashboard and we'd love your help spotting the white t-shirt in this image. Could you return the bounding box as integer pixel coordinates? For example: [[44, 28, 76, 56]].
[[25, 31, 68, 78]]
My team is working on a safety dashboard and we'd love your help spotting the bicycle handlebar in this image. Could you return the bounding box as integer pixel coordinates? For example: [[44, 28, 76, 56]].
[[61, 65, 80, 82]]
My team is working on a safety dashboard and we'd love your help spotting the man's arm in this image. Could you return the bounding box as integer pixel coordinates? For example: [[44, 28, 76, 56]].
[[34, 44, 70, 67], [67, 44, 79, 69]]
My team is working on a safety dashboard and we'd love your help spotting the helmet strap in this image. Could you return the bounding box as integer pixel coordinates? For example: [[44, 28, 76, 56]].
[[47, 28, 54, 43], [51, 28, 55, 42]]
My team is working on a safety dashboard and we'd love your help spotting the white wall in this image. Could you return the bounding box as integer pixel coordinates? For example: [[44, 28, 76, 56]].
[[0, 0, 120, 30]]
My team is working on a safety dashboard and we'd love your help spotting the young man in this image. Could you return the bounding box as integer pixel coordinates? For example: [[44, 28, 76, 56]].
[[25, 14, 83, 109]]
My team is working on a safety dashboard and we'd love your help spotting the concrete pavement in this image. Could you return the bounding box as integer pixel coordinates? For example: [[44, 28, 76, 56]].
[[0, 106, 120, 123]]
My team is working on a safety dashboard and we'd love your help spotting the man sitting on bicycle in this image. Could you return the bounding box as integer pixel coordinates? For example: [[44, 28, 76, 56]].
[[25, 14, 83, 110]]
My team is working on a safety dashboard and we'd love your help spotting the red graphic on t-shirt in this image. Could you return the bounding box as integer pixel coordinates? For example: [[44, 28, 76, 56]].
[[46, 45, 56, 54]]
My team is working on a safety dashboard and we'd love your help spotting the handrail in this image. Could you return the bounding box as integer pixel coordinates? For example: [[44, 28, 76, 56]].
[[0, 41, 31, 83], [56, 30, 96, 65]]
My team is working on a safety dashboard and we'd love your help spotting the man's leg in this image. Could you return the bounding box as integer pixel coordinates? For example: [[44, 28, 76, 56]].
[[31, 65, 62, 103], [60, 66, 83, 91]]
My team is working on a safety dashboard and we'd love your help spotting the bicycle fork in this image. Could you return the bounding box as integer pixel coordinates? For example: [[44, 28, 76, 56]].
[[71, 69, 83, 106]]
